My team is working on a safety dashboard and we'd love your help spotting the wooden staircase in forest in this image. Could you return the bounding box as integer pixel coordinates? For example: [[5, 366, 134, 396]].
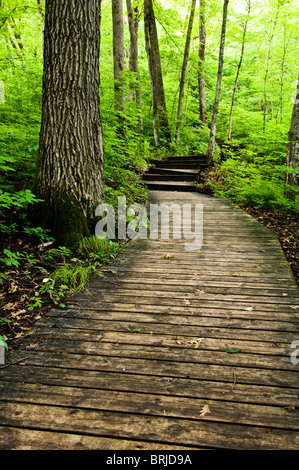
[[142, 154, 207, 192]]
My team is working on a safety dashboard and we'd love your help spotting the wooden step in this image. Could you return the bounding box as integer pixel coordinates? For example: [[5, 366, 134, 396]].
[[142, 154, 206, 192], [143, 173, 197, 182], [147, 168, 198, 175], [142, 180, 197, 191]]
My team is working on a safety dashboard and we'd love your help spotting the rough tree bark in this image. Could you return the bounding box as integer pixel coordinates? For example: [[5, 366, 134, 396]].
[[35, 0, 105, 247], [175, 0, 196, 141], [285, 76, 299, 201], [126, 0, 143, 133], [207, 0, 229, 164], [112, 0, 126, 130], [228, 0, 251, 141], [144, 0, 171, 146], [198, 0, 208, 127]]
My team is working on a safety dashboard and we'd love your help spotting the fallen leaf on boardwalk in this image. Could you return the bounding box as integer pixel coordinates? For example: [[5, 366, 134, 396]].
[[245, 306, 255, 311], [284, 405, 295, 412], [200, 404, 211, 417], [131, 328, 144, 333], [195, 289, 205, 296], [183, 298, 190, 305], [165, 253, 173, 259], [188, 338, 204, 348]]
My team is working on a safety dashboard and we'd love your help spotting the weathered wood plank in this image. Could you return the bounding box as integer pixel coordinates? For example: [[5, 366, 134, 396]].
[[0, 402, 297, 449], [51, 305, 298, 325], [0, 426, 194, 450], [34, 317, 298, 344], [19, 326, 295, 355], [48, 305, 299, 325], [74, 295, 298, 312], [17, 336, 297, 371], [104, 267, 296, 283], [1, 366, 298, 407], [5, 350, 298, 388], [89, 280, 299, 298], [0, 382, 298, 430]]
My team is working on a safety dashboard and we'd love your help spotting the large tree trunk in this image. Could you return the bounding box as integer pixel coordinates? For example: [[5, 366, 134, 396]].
[[285, 76, 299, 201], [198, 0, 208, 127], [207, 0, 229, 165], [35, 0, 105, 247], [228, 0, 251, 141], [144, 0, 171, 146], [112, 0, 126, 132], [175, 0, 196, 141], [126, 0, 143, 133]]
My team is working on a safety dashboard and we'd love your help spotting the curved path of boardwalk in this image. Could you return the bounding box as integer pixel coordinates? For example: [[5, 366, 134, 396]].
[[0, 190, 299, 450]]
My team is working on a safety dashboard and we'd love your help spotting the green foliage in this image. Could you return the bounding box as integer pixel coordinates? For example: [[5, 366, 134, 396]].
[[0, 248, 21, 267], [77, 236, 120, 265], [208, 149, 298, 211], [0, 335, 8, 351], [50, 264, 95, 294], [26, 296, 43, 311]]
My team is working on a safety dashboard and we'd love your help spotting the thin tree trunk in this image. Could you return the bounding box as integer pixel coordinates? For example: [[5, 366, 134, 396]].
[[263, 5, 279, 133], [228, 0, 251, 141], [35, 0, 105, 247], [207, 0, 229, 165], [126, 0, 143, 133], [176, 0, 196, 141], [198, 0, 208, 127], [279, 19, 289, 124], [144, 0, 171, 146], [112, 0, 126, 133], [285, 75, 299, 201]]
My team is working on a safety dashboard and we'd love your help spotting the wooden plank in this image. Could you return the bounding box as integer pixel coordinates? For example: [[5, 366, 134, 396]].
[[20, 326, 295, 356], [75, 295, 298, 312], [5, 351, 298, 388], [35, 317, 298, 344], [89, 280, 299, 298], [106, 265, 296, 281], [0, 402, 297, 449], [47, 307, 299, 328], [0, 382, 298, 430], [97, 273, 298, 290], [0, 426, 194, 450], [1, 365, 298, 407], [17, 336, 297, 372]]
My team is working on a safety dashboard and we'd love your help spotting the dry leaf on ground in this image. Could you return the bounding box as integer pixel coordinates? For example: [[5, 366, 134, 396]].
[[200, 404, 211, 417]]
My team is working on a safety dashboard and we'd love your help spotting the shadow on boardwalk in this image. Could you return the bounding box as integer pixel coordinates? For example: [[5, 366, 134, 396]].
[[0, 191, 298, 450]]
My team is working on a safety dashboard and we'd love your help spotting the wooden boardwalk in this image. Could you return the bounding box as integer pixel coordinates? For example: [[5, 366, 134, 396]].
[[0, 190, 299, 450]]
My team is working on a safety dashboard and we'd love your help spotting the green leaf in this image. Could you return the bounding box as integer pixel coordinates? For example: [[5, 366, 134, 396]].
[[245, 306, 255, 311], [226, 348, 242, 354], [0, 336, 8, 351]]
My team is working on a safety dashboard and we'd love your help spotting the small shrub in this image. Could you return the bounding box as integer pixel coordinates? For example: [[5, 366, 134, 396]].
[[77, 236, 119, 264], [50, 264, 94, 293]]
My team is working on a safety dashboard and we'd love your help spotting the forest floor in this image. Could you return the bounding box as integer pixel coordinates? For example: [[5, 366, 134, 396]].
[[1, 177, 299, 351]]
